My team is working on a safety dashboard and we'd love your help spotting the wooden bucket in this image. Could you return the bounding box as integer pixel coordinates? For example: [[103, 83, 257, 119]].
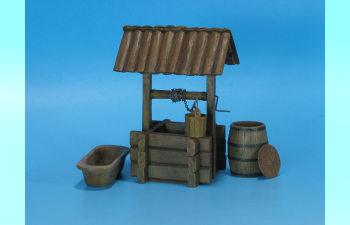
[[228, 121, 268, 177], [185, 106, 207, 138]]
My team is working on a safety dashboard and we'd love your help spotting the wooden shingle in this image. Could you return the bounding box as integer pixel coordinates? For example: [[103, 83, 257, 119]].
[[114, 25, 239, 75]]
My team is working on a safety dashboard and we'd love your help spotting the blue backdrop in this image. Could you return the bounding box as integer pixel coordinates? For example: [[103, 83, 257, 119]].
[[26, 0, 325, 224]]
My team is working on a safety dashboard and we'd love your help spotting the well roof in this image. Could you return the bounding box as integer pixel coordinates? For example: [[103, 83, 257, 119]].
[[114, 25, 239, 76]]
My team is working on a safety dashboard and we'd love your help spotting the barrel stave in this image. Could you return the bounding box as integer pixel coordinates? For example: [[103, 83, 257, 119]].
[[229, 161, 262, 177], [228, 121, 268, 178]]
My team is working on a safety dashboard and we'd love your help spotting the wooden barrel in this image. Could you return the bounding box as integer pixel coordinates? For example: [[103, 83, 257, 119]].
[[185, 106, 207, 138], [228, 121, 268, 177]]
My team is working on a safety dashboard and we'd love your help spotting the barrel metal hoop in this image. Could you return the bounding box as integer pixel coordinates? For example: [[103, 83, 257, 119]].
[[230, 171, 263, 177], [228, 155, 258, 162], [230, 125, 266, 132], [228, 142, 268, 148]]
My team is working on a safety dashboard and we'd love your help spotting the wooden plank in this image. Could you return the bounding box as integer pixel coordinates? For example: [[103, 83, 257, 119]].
[[144, 30, 163, 73], [137, 168, 148, 183], [216, 138, 226, 171], [188, 155, 200, 172], [142, 73, 152, 131], [229, 34, 240, 64], [131, 161, 137, 177], [187, 171, 199, 188], [137, 134, 149, 183], [114, 31, 133, 71], [191, 31, 209, 75], [132, 123, 224, 171], [202, 32, 220, 74], [138, 152, 148, 168], [150, 90, 207, 100], [148, 119, 170, 132], [166, 30, 185, 73], [130, 146, 139, 160], [149, 163, 188, 182], [130, 147, 212, 167], [131, 162, 212, 184], [156, 31, 174, 72], [216, 138, 226, 155], [149, 178, 187, 184], [216, 125, 226, 171], [130, 131, 212, 152], [148, 163, 212, 184], [212, 32, 230, 75], [161, 121, 224, 139], [216, 125, 226, 140], [135, 30, 152, 72], [176, 31, 198, 75], [124, 30, 142, 72], [187, 139, 199, 156], [187, 138, 200, 187], [164, 121, 185, 134], [148, 132, 211, 151], [216, 154, 227, 171], [207, 75, 217, 178], [138, 134, 149, 152]]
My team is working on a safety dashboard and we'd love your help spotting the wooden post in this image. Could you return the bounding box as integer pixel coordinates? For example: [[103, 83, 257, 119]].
[[137, 134, 149, 183], [187, 139, 200, 187], [216, 125, 227, 171], [150, 90, 207, 100], [207, 75, 217, 178], [142, 73, 152, 131]]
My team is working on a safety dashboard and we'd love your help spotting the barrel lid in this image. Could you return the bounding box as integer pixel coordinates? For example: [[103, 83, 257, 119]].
[[258, 144, 281, 178]]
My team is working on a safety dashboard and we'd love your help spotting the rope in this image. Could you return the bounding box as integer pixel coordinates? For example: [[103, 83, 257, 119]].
[[170, 88, 193, 112], [170, 88, 186, 103]]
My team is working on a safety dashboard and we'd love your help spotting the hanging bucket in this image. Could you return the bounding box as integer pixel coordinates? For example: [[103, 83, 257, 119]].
[[185, 106, 207, 138]]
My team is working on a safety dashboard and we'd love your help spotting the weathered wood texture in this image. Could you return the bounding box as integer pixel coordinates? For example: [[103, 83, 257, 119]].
[[187, 171, 199, 187], [114, 30, 133, 71], [187, 138, 199, 156], [176, 31, 198, 75], [130, 131, 212, 151], [188, 155, 200, 172], [130, 147, 212, 167], [150, 90, 207, 100], [191, 31, 209, 74], [125, 30, 142, 72], [135, 30, 152, 72], [228, 121, 268, 177], [142, 73, 152, 131], [131, 162, 212, 184], [185, 107, 207, 138], [137, 134, 149, 183], [216, 125, 225, 153], [207, 75, 217, 178], [148, 119, 170, 133], [157, 30, 174, 72], [150, 121, 226, 170], [130, 129, 212, 185], [212, 32, 231, 75], [216, 154, 226, 171], [113, 26, 240, 75], [216, 125, 226, 171], [258, 144, 281, 179], [167, 29, 185, 74], [202, 32, 220, 74], [163, 121, 188, 134], [187, 139, 200, 187], [145, 30, 163, 73]]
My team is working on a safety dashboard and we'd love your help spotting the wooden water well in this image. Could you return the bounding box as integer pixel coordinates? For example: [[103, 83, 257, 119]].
[[113, 25, 240, 187]]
